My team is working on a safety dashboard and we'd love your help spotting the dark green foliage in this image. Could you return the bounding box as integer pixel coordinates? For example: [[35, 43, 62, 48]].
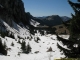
[[9, 33, 15, 39], [0, 30, 10, 38], [18, 40, 21, 44], [34, 37, 40, 43], [21, 41, 31, 54], [64, 30, 67, 34], [21, 41, 26, 52], [0, 38, 7, 55], [11, 42, 14, 46], [30, 26, 56, 35], [37, 37, 40, 41], [1, 31, 15, 39], [18, 36, 24, 40], [59, 26, 63, 28], [78, 0, 80, 2], [57, 0, 80, 58], [26, 43, 32, 54], [3, 41, 7, 48], [57, 35, 74, 46], [0, 31, 6, 38]]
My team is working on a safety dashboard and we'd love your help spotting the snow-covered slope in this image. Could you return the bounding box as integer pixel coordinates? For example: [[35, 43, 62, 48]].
[[0, 20, 69, 60], [30, 19, 40, 27]]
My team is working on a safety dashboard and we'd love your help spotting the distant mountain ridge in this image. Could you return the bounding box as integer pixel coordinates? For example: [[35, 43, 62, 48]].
[[36, 15, 70, 21], [34, 15, 70, 27], [61, 16, 70, 21]]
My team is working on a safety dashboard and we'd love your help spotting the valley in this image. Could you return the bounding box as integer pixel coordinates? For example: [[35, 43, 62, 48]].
[[0, 0, 78, 60], [0, 19, 69, 60]]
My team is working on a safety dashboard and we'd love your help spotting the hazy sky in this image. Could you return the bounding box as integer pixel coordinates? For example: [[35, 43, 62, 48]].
[[22, 0, 77, 17]]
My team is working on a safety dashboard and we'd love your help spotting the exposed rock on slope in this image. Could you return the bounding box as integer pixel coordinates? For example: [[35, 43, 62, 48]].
[[44, 15, 62, 26], [34, 15, 63, 26], [0, 0, 27, 26], [35, 15, 70, 27]]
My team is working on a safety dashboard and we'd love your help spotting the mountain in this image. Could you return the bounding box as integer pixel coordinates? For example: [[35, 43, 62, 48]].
[[43, 15, 63, 26], [0, 16, 69, 60], [36, 16, 47, 20], [34, 15, 63, 26], [0, 0, 70, 60], [61, 16, 70, 22], [0, 0, 33, 27], [34, 15, 70, 27]]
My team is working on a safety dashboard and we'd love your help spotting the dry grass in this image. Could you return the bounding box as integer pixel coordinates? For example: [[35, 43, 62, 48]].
[[53, 24, 69, 35]]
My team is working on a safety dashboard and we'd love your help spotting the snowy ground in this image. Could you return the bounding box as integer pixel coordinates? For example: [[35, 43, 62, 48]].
[[0, 20, 69, 60]]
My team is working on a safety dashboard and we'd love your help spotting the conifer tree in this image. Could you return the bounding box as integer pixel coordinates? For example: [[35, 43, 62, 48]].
[[26, 42, 31, 54], [21, 41, 31, 54], [0, 39, 7, 55], [3, 41, 7, 48], [11, 42, 14, 46], [21, 41, 26, 52], [57, 0, 80, 58]]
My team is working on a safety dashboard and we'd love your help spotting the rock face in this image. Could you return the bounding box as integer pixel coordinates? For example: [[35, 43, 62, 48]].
[[34, 15, 63, 26], [0, 0, 27, 26], [44, 15, 62, 26]]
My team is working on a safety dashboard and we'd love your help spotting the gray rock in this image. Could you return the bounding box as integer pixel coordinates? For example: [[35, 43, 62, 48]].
[[0, 0, 27, 26]]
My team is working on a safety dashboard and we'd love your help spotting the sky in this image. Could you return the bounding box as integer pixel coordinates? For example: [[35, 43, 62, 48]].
[[22, 0, 77, 17]]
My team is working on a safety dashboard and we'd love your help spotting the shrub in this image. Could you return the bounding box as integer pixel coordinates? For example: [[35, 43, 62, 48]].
[[34, 37, 40, 43], [11, 42, 14, 46], [47, 47, 53, 52]]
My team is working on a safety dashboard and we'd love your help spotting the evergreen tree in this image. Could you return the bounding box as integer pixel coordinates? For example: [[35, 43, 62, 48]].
[[0, 38, 7, 55], [57, 0, 80, 58], [11, 42, 14, 46], [21, 41, 26, 52], [21, 41, 31, 54], [3, 41, 7, 48], [26, 42, 31, 54], [18, 40, 21, 44]]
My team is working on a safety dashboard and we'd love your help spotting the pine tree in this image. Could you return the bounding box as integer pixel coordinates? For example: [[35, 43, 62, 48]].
[[21, 41, 31, 54], [57, 0, 80, 58], [26, 42, 31, 54], [3, 41, 7, 48], [18, 40, 21, 44], [21, 41, 26, 52], [11, 42, 14, 46], [0, 38, 7, 55]]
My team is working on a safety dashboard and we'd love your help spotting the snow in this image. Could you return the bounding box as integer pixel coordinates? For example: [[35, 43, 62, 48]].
[[0, 20, 69, 60], [30, 19, 40, 27]]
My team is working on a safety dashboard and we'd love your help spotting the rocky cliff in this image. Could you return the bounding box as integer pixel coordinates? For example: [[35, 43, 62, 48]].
[[0, 0, 28, 26]]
